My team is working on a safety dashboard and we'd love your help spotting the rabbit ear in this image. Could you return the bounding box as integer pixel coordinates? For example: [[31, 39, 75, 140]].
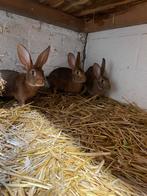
[[68, 53, 76, 69], [93, 63, 101, 79], [101, 58, 106, 76], [75, 52, 81, 68], [17, 44, 33, 70], [35, 46, 50, 68]]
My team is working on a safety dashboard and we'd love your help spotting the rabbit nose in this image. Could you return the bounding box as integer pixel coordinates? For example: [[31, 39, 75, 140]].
[[37, 79, 45, 86]]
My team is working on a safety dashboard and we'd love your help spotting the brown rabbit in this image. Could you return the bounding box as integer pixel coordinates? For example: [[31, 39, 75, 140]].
[[0, 44, 50, 105], [85, 58, 110, 96], [47, 52, 86, 94]]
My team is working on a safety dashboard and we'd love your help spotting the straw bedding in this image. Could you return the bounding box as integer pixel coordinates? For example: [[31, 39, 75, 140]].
[[0, 93, 147, 195], [0, 78, 6, 96]]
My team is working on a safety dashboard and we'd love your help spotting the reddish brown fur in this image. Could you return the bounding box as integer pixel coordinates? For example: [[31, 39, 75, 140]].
[[0, 44, 50, 105], [85, 58, 110, 96], [47, 52, 86, 94], [14, 74, 39, 105], [47, 67, 85, 94]]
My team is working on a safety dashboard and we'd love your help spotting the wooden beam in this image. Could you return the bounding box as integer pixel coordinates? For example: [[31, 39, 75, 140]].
[[84, 2, 147, 32], [0, 0, 84, 32], [40, 0, 64, 8], [62, 0, 89, 12], [76, 0, 136, 17]]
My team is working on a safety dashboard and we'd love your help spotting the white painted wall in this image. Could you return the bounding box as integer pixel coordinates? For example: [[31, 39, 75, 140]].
[[86, 25, 147, 109], [0, 11, 85, 75], [1, 10, 147, 109]]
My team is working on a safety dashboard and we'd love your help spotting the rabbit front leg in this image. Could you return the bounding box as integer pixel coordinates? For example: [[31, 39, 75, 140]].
[[14, 94, 26, 106], [19, 99, 25, 106], [52, 87, 57, 94], [80, 85, 87, 95], [17, 98, 25, 106]]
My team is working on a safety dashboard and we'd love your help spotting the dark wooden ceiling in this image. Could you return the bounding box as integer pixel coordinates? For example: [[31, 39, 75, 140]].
[[38, 0, 145, 19], [0, 0, 147, 32]]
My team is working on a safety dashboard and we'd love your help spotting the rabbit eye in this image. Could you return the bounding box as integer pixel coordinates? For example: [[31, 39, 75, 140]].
[[31, 69, 36, 77], [101, 79, 104, 83], [76, 70, 80, 75]]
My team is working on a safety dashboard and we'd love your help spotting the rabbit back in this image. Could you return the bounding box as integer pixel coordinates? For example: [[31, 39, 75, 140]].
[[47, 52, 86, 94], [0, 70, 38, 101], [47, 67, 84, 93], [47, 67, 73, 93], [85, 66, 94, 94]]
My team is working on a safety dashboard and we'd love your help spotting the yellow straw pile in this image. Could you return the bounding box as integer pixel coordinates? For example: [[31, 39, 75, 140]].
[[0, 102, 141, 196], [0, 78, 6, 95]]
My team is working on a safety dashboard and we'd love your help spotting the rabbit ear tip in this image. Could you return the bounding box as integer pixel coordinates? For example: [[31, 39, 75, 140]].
[[17, 43, 24, 47], [17, 44, 26, 51], [93, 63, 98, 67], [77, 52, 80, 58], [47, 46, 51, 50], [17, 44, 21, 49]]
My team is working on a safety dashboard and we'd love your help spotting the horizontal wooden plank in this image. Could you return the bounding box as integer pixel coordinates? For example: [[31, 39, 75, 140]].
[[0, 0, 84, 32], [84, 2, 147, 32], [62, 0, 89, 12], [76, 0, 135, 17]]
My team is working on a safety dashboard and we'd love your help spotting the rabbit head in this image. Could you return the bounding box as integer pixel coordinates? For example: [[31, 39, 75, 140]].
[[68, 52, 86, 83], [17, 44, 50, 87]]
